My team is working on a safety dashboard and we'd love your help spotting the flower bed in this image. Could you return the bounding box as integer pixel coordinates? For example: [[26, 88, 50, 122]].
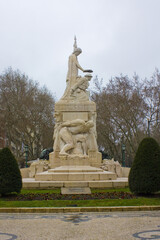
[[3, 192, 135, 201]]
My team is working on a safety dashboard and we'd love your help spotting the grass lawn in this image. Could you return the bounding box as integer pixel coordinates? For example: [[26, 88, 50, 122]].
[[0, 188, 160, 208]]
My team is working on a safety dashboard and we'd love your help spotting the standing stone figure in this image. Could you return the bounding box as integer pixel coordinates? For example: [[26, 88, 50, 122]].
[[50, 37, 102, 168], [62, 36, 92, 100]]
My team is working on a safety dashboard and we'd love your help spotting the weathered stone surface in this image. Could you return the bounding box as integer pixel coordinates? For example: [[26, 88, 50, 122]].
[[22, 178, 128, 189], [61, 187, 91, 194], [101, 159, 123, 177], [35, 166, 117, 181], [55, 101, 96, 112], [49, 38, 101, 169], [34, 38, 120, 189], [20, 168, 29, 178], [29, 160, 50, 178]]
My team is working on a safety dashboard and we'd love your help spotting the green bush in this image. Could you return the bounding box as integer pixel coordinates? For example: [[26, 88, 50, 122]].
[[0, 148, 22, 195], [129, 137, 160, 194]]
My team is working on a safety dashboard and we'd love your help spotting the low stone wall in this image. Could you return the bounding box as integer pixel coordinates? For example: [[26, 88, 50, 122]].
[[122, 167, 130, 177], [21, 163, 130, 179], [20, 168, 30, 178]]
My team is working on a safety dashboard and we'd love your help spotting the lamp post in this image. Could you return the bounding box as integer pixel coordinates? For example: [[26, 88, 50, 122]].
[[25, 145, 28, 168], [147, 118, 151, 137], [121, 143, 126, 167], [147, 118, 160, 137]]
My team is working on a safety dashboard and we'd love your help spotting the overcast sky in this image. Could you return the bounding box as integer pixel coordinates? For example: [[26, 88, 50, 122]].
[[0, 0, 160, 100]]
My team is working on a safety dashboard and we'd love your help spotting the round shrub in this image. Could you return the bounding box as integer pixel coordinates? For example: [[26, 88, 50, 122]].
[[0, 147, 22, 195], [129, 137, 160, 194]]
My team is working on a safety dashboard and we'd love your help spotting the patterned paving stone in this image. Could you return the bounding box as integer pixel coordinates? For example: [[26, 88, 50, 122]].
[[0, 211, 160, 240]]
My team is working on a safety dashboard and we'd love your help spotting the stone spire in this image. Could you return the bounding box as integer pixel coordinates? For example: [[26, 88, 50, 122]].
[[73, 36, 77, 52]]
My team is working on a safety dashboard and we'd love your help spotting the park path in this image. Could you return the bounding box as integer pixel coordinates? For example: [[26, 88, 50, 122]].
[[0, 211, 160, 240]]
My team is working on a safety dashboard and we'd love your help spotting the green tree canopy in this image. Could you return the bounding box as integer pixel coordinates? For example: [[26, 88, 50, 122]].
[[129, 137, 160, 194], [0, 147, 22, 195]]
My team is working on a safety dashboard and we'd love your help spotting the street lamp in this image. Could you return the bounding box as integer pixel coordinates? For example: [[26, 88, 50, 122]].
[[121, 143, 126, 167], [147, 118, 151, 137], [25, 145, 28, 168], [147, 118, 160, 137]]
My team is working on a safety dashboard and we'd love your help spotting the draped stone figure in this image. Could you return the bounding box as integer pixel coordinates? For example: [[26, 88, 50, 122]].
[[50, 37, 102, 168], [35, 37, 118, 187], [62, 36, 93, 101]]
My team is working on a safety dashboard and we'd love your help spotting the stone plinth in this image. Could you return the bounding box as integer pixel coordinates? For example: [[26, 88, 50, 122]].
[[23, 178, 128, 189], [48, 166, 103, 172], [55, 100, 96, 112], [50, 99, 101, 169], [35, 166, 116, 182], [50, 150, 102, 169]]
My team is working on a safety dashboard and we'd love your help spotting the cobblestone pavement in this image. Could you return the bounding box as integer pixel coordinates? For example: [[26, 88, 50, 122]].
[[0, 211, 160, 240]]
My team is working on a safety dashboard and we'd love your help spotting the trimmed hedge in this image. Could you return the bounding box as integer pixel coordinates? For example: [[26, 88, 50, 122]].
[[129, 137, 160, 194], [0, 148, 22, 195]]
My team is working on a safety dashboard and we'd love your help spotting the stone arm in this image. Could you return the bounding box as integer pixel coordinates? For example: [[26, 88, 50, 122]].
[[61, 119, 85, 127], [75, 59, 93, 74], [75, 59, 84, 72]]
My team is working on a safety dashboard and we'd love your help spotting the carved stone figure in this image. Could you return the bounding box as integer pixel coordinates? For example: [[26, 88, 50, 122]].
[[49, 37, 102, 168], [58, 119, 98, 155], [62, 36, 92, 100], [35, 37, 119, 185], [53, 118, 97, 156], [70, 74, 92, 100], [101, 159, 123, 177]]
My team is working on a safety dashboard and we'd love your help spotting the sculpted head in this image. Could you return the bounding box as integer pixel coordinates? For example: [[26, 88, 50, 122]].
[[73, 48, 82, 56], [85, 120, 94, 128], [85, 74, 92, 81], [73, 36, 82, 56], [54, 112, 62, 123]]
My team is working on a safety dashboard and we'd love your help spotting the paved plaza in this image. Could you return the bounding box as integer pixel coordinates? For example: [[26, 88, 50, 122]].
[[0, 211, 160, 240]]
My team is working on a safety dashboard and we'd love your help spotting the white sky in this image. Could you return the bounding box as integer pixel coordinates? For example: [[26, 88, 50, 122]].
[[0, 0, 160, 100]]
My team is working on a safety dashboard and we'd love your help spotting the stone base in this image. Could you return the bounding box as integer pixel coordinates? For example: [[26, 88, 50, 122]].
[[48, 166, 104, 173], [22, 178, 128, 189], [49, 151, 102, 168], [35, 165, 117, 181]]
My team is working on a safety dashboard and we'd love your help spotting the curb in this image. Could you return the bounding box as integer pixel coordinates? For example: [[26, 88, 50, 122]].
[[0, 206, 160, 213]]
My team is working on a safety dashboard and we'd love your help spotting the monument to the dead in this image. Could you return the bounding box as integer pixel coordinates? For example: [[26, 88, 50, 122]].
[[50, 37, 101, 168], [35, 38, 117, 188]]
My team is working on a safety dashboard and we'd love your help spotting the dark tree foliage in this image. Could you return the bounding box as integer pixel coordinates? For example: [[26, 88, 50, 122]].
[[0, 148, 22, 195], [129, 137, 160, 194]]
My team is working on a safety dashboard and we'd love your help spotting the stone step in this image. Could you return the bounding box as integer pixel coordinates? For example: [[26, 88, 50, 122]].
[[35, 171, 116, 181], [48, 166, 104, 173], [22, 178, 128, 189]]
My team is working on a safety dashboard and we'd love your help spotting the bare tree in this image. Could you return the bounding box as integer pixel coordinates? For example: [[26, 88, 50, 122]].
[[144, 69, 160, 141], [91, 74, 147, 166], [0, 68, 55, 162]]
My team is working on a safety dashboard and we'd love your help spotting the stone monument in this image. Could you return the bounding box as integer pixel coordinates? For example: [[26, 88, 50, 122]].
[[35, 38, 117, 190], [50, 37, 101, 168]]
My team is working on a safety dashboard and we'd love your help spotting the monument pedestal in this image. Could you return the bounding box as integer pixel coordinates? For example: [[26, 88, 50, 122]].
[[35, 165, 117, 183], [49, 151, 102, 168], [35, 70, 117, 187], [49, 100, 102, 168]]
